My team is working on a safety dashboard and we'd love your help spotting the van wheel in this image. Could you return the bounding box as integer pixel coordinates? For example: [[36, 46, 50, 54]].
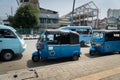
[[72, 55, 79, 61], [1, 50, 14, 61], [32, 55, 40, 62], [90, 51, 95, 56]]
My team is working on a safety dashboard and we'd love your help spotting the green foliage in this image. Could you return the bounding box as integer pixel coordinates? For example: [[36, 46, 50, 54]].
[[14, 3, 40, 28], [7, 16, 14, 26]]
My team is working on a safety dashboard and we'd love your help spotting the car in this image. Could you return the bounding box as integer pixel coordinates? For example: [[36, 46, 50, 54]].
[[0, 25, 27, 61]]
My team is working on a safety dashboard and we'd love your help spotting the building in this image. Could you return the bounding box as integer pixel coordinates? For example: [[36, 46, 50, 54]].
[[59, 17, 70, 27], [0, 17, 4, 25], [0, 16, 10, 25], [38, 8, 59, 29], [107, 9, 120, 30], [98, 18, 107, 29], [17, 0, 39, 7], [18, 0, 59, 29], [107, 9, 120, 18], [61, 1, 99, 29]]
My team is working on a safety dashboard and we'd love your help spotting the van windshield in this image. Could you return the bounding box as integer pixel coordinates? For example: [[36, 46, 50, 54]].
[[15, 31, 22, 39], [93, 32, 104, 39]]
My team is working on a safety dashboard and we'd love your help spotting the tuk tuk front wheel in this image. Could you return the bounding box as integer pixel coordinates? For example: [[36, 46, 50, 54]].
[[90, 51, 95, 56], [32, 55, 40, 62], [72, 55, 79, 61]]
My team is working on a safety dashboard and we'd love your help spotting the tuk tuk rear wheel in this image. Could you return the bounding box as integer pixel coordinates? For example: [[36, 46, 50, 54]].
[[72, 55, 79, 61], [90, 51, 95, 56], [80, 41, 85, 47], [32, 55, 40, 62]]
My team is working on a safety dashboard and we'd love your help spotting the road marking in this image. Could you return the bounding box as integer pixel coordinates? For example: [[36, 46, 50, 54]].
[[74, 67, 120, 80]]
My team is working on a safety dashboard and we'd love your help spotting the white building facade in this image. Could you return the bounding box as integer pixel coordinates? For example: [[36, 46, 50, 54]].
[[107, 9, 120, 29]]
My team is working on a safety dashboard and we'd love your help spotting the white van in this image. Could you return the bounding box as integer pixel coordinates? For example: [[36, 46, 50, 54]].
[[0, 25, 26, 61]]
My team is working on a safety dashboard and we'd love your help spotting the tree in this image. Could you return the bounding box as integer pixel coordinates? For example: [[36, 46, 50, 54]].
[[7, 16, 14, 26], [14, 3, 40, 28]]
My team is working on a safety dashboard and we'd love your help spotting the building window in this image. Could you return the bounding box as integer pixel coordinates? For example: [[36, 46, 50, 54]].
[[48, 19, 51, 23], [40, 18, 45, 23], [52, 19, 58, 23]]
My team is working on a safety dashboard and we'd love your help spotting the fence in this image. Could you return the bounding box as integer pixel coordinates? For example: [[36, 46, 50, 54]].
[[15, 28, 43, 40]]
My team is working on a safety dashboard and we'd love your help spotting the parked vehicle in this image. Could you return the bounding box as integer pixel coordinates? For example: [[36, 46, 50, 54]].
[[32, 29, 81, 62], [90, 30, 120, 56], [59, 26, 92, 46], [0, 25, 26, 61]]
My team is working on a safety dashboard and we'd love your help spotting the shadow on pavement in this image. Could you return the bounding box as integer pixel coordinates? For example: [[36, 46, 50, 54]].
[[85, 52, 118, 58], [81, 44, 90, 48], [85, 53, 102, 58], [27, 58, 73, 68], [0, 54, 23, 63]]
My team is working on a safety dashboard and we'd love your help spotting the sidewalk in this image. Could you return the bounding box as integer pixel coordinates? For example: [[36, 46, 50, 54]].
[[0, 54, 120, 80], [74, 67, 120, 80]]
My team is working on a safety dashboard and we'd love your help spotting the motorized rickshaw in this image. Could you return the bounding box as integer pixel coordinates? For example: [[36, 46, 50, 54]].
[[90, 30, 120, 56], [32, 29, 81, 62]]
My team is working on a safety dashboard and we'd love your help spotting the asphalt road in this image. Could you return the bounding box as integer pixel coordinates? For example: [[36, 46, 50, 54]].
[[0, 40, 119, 75], [0, 40, 37, 74]]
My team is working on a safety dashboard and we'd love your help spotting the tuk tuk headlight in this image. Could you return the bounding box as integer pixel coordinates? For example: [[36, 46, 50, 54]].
[[96, 43, 103, 46], [91, 41, 95, 46]]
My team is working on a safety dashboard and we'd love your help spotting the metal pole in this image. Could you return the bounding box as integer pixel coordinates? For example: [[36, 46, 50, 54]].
[[70, 0, 76, 26], [46, 15, 49, 29], [46, 18, 47, 29], [16, 0, 20, 6], [11, 6, 13, 16]]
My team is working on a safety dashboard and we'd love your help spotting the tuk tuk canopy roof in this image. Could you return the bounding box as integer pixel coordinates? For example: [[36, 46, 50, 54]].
[[59, 26, 92, 30], [105, 30, 120, 33], [45, 29, 79, 44], [93, 30, 120, 33], [45, 29, 79, 36]]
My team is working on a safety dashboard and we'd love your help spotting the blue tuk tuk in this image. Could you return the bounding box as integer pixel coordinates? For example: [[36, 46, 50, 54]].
[[32, 29, 81, 62], [90, 30, 120, 56]]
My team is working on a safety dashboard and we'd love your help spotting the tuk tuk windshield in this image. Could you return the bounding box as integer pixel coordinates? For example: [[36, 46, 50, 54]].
[[37, 29, 79, 44], [38, 32, 46, 42], [93, 32, 104, 39]]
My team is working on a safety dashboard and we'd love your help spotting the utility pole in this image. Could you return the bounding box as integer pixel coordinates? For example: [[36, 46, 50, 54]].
[[70, 0, 76, 26], [16, 0, 20, 6], [11, 6, 13, 16]]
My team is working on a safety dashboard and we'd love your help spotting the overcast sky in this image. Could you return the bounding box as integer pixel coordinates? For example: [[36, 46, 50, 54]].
[[0, 0, 120, 19]]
